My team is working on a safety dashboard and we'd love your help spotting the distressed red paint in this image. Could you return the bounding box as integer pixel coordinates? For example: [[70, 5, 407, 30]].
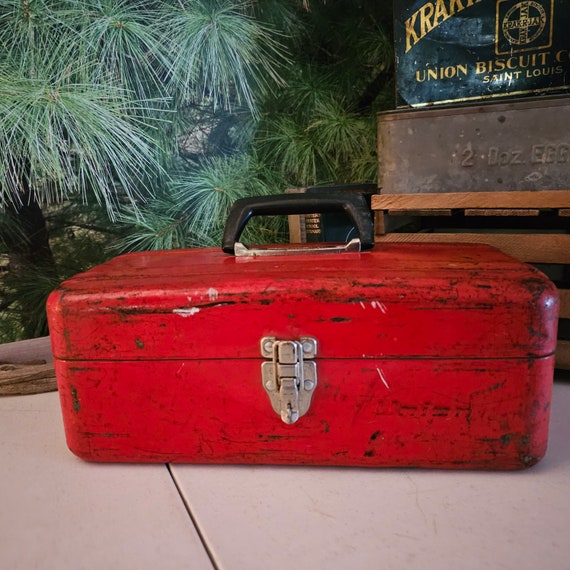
[[47, 243, 559, 468]]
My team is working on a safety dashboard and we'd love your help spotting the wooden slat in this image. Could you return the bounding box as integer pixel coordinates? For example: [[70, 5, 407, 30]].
[[375, 211, 386, 235], [0, 363, 57, 395], [559, 209, 570, 217], [288, 214, 304, 243], [559, 289, 570, 320], [556, 340, 570, 370], [464, 209, 540, 217], [388, 209, 453, 216], [374, 232, 570, 264], [0, 337, 56, 395], [372, 190, 570, 211]]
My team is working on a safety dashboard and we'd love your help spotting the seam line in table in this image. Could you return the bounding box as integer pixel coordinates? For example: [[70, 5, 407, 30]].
[[166, 464, 220, 570]]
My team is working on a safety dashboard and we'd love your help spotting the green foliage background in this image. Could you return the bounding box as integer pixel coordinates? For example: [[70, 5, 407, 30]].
[[0, 0, 394, 341]]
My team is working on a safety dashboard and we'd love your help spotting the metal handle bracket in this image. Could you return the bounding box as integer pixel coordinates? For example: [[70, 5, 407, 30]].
[[235, 238, 361, 257]]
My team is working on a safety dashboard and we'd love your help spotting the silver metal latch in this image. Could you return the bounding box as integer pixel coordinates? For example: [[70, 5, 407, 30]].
[[260, 336, 318, 424]]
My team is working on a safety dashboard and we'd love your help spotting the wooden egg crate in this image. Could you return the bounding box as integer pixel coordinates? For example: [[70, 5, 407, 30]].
[[372, 190, 570, 369]]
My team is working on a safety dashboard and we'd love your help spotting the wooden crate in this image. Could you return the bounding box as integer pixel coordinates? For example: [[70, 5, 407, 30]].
[[0, 336, 56, 395], [372, 190, 570, 369]]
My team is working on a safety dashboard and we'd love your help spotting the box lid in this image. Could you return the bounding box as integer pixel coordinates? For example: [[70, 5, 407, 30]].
[[47, 243, 559, 361]]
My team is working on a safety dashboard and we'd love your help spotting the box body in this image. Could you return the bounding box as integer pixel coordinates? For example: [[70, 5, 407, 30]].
[[47, 243, 559, 468], [394, 0, 570, 107], [378, 95, 570, 194]]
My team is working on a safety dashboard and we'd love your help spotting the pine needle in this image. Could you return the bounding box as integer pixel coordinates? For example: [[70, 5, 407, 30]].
[[162, 0, 288, 114]]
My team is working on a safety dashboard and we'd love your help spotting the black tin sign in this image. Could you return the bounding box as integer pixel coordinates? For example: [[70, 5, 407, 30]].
[[394, 0, 570, 107]]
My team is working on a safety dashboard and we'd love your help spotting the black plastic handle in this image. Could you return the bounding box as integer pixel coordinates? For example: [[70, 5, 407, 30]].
[[222, 192, 375, 254]]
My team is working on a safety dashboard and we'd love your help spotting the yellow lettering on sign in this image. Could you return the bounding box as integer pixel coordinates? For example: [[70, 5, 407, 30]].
[[404, 0, 482, 53], [420, 3, 436, 37], [477, 51, 551, 73], [448, 0, 465, 12], [475, 61, 487, 74], [434, 0, 450, 26], [415, 63, 468, 82], [405, 12, 420, 53]]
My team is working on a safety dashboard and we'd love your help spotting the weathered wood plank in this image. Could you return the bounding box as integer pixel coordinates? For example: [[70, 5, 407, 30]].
[[555, 340, 570, 370], [288, 214, 304, 243], [374, 232, 570, 264], [0, 363, 57, 395], [464, 209, 540, 217], [388, 209, 453, 216], [375, 211, 386, 235], [558, 289, 570, 320], [372, 190, 570, 211], [0, 336, 56, 395]]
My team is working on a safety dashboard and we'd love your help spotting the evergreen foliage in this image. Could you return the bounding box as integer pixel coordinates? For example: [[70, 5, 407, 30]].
[[0, 0, 394, 341]]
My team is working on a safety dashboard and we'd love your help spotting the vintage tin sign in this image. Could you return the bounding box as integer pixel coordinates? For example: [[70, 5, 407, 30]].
[[394, 0, 570, 107]]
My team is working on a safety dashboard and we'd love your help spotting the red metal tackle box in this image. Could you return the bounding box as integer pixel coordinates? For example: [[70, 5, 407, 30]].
[[47, 194, 559, 468]]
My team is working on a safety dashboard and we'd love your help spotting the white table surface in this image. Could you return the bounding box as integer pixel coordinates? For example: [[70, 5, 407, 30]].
[[1, 381, 569, 570], [0, 393, 212, 570]]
